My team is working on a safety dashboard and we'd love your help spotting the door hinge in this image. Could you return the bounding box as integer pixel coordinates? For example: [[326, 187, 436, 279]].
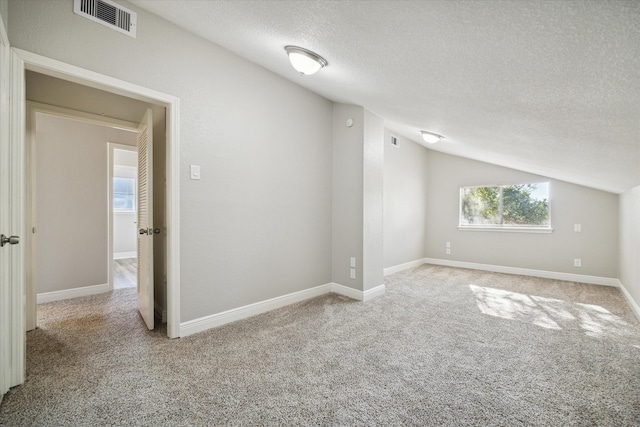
[[32, 227, 36, 233]]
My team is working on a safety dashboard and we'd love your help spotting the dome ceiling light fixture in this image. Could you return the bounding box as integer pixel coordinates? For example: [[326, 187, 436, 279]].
[[420, 130, 444, 144], [285, 45, 328, 76]]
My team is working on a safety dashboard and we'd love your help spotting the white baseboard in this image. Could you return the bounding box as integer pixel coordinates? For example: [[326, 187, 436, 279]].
[[423, 258, 619, 287], [37, 283, 110, 304], [384, 258, 427, 276], [363, 284, 386, 300], [114, 251, 136, 260], [617, 279, 640, 322], [330, 283, 364, 300], [180, 284, 332, 337], [179, 281, 387, 337], [330, 283, 386, 301]]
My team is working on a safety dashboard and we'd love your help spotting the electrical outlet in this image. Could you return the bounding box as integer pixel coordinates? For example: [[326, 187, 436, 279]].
[[350, 268, 356, 279], [350, 257, 356, 268], [574, 259, 582, 267], [446, 248, 451, 255]]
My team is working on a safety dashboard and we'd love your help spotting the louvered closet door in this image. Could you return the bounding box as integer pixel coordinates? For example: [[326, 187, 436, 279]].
[[137, 108, 154, 330]]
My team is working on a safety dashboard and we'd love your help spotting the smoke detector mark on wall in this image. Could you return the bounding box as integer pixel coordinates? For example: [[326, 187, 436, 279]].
[[74, 0, 137, 38]]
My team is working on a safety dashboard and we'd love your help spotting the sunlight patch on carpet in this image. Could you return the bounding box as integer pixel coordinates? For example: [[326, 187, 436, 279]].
[[469, 284, 632, 338]]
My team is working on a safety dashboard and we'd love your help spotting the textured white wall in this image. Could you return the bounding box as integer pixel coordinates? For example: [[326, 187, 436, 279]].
[[425, 150, 619, 278], [9, 0, 333, 320], [619, 186, 640, 310], [35, 113, 136, 293], [383, 131, 428, 268]]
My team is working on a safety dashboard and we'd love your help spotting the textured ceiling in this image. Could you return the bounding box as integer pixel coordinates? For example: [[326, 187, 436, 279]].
[[130, 0, 640, 193]]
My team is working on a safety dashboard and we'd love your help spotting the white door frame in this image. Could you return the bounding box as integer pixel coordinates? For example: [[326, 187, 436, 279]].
[[9, 47, 181, 386]]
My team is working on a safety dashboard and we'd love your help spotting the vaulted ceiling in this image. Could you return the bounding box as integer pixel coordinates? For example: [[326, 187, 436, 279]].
[[131, 0, 640, 194]]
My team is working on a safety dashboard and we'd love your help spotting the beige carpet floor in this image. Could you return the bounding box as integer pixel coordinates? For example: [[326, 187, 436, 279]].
[[0, 264, 639, 425]]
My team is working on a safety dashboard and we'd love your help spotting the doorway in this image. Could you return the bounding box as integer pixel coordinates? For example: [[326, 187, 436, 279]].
[[19, 64, 179, 337], [27, 109, 140, 316], [7, 49, 181, 390], [110, 145, 138, 291]]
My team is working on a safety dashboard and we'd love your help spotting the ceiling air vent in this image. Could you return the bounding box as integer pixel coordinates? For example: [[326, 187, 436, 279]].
[[74, 0, 137, 38]]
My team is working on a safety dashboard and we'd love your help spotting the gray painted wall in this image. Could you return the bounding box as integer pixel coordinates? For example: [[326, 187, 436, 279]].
[[35, 113, 136, 293], [332, 104, 364, 289], [362, 110, 384, 291], [331, 104, 385, 291], [383, 131, 428, 268], [0, 0, 7, 32], [619, 186, 640, 309], [26, 71, 155, 125], [425, 150, 619, 278], [9, 0, 334, 321]]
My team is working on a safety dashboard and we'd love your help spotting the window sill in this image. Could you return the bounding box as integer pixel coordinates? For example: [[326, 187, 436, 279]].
[[458, 226, 553, 234]]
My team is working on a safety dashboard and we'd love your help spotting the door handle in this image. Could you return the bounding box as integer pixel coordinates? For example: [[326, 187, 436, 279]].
[[0, 234, 20, 247]]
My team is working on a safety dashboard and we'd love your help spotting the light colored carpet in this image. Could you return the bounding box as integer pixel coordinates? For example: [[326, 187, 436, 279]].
[[1, 264, 639, 425]]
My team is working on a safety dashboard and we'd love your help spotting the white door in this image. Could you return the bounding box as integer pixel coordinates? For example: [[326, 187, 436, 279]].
[[1, 23, 24, 399], [137, 108, 154, 330], [0, 22, 11, 402]]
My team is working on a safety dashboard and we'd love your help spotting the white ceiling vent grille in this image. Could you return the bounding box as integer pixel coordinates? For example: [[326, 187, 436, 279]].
[[74, 0, 137, 38]]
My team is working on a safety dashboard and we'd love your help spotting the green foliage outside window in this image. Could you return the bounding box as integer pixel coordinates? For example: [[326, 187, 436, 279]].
[[460, 183, 549, 227]]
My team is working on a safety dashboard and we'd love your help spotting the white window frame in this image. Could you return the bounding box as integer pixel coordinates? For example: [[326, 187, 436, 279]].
[[458, 182, 553, 233]]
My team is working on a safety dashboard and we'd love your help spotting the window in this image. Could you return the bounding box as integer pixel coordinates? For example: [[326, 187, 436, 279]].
[[459, 182, 550, 232], [113, 177, 135, 212]]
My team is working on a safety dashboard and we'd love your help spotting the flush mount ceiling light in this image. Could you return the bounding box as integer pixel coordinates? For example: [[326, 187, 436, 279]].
[[420, 130, 444, 144], [285, 45, 328, 75]]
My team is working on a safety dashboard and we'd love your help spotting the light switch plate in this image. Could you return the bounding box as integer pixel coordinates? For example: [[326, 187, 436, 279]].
[[190, 165, 201, 180], [350, 257, 356, 268]]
